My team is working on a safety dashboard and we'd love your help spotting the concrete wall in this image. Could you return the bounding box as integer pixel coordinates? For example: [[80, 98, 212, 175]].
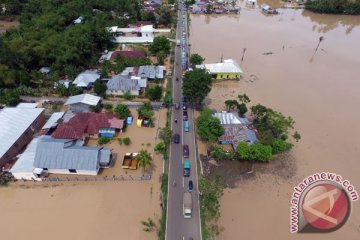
[[69, 103, 92, 112], [106, 90, 139, 96], [12, 172, 42, 181], [46, 168, 99, 176], [215, 72, 241, 80], [0, 112, 46, 167]]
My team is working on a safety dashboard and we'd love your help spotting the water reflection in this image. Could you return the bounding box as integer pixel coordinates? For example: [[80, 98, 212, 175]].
[[302, 10, 360, 34]]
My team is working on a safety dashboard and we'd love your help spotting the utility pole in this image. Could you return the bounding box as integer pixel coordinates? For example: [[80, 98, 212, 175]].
[[241, 48, 246, 62]]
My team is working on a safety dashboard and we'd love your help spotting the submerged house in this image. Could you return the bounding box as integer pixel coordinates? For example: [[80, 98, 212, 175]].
[[33, 136, 112, 175], [213, 112, 257, 149], [196, 59, 243, 80]]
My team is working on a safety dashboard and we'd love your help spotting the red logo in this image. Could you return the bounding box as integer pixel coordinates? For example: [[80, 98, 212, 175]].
[[300, 183, 351, 232]]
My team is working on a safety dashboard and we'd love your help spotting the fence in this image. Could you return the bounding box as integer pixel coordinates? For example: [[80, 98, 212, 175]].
[[41, 174, 151, 182]]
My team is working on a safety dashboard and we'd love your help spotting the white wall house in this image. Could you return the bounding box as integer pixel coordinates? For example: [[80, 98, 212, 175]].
[[64, 94, 101, 112], [106, 75, 147, 96]]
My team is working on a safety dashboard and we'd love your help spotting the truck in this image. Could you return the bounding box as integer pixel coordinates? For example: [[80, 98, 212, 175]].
[[183, 159, 190, 177], [184, 120, 189, 132], [176, 39, 181, 46], [183, 192, 193, 218]]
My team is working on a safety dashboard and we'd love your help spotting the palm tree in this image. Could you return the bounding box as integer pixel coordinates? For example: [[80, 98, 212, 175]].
[[136, 149, 153, 172]]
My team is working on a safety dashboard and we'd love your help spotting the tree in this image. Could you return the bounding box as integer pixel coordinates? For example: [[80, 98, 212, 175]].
[[196, 108, 224, 142], [292, 131, 301, 142], [190, 53, 205, 66], [236, 142, 273, 162], [159, 127, 172, 145], [269, 139, 293, 154], [146, 85, 162, 101], [0, 89, 20, 106], [149, 36, 170, 54], [224, 99, 238, 111], [154, 141, 166, 153], [141, 218, 157, 232], [182, 69, 212, 106], [93, 80, 107, 97], [98, 136, 110, 145], [135, 149, 153, 172], [138, 102, 154, 119], [157, 5, 173, 26], [103, 103, 113, 113], [123, 137, 131, 145], [237, 103, 247, 116], [114, 104, 131, 119], [238, 94, 250, 103]]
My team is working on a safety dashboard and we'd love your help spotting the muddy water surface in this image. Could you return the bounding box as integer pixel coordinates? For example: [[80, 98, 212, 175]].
[[190, 8, 360, 240]]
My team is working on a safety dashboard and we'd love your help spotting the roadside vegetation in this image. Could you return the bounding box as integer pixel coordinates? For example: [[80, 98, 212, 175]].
[[305, 0, 360, 15], [196, 108, 224, 142], [182, 68, 212, 107], [199, 176, 224, 240], [189, 53, 205, 67], [158, 173, 168, 240]]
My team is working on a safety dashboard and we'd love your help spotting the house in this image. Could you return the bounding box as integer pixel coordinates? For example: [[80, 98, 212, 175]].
[[52, 112, 124, 139], [9, 137, 45, 181], [74, 16, 84, 24], [72, 70, 100, 88], [39, 67, 50, 74], [106, 75, 147, 96], [213, 112, 257, 149], [16, 102, 39, 108], [138, 65, 165, 80], [33, 136, 112, 176], [40, 112, 65, 135], [128, 21, 152, 28], [64, 94, 101, 113], [0, 107, 45, 167], [54, 79, 71, 89], [196, 59, 243, 80], [107, 24, 170, 43]]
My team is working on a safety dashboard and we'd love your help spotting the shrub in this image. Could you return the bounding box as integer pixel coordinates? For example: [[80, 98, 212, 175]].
[[98, 137, 110, 145], [123, 137, 131, 145]]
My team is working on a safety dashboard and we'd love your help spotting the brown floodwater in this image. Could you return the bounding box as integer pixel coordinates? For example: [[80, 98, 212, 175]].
[[190, 6, 360, 240]]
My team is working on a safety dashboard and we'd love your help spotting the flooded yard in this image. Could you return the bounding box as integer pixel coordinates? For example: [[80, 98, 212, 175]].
[[190, 6, 360, 240]]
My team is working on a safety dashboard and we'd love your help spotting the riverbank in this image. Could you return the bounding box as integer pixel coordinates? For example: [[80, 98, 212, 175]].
[[190, 7, 360, 240]]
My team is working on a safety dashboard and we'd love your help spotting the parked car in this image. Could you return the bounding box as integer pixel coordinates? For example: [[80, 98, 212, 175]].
[[183, 144, 189, 158], [188, 180, 193, 192], [183, 105, 187, 110], [174, 134, 180, 144]]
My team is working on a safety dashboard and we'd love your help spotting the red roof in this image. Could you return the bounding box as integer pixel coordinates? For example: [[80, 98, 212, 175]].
[[110, 51, 146, 61], [52, 112, 124, 139]]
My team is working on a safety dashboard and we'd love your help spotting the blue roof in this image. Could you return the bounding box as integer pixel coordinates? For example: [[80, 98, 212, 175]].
[[244, 127, 258, 143]]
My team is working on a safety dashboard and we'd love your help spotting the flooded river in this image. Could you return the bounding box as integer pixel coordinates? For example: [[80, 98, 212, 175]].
[[190, 6, 360, 240]]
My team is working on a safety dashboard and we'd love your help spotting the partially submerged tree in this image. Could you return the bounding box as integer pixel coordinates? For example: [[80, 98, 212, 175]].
[[190, 53, 205, 66], [114, 104, 131, 119]]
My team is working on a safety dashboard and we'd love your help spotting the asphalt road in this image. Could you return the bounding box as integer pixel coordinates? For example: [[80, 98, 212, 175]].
[[165, 2, 202, 240]]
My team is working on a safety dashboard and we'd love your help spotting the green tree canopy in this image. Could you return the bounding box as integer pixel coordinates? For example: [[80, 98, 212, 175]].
[[182, 69, 212, 106], [93, 80, 107, 97], [159, 127, 172, 145], [135, 149, 153, 172], [149, 36, 170, 54], [146, 85, 162, 101], [138, 102, 154, 119], [114, 104, 131, 119], [196, 108, 224, 142], [189, 53, 205, 66], [236, 142, 273, 162]]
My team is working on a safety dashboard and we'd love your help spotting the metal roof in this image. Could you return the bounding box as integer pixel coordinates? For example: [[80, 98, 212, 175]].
[[33, 136, 111, 171], [73, 70, 100, 87], [42, 112, 65, 130], [213, 112, 248, 125], [10, 137, 40, 173], [16, 103, 38, 108], [107, 75, 146, 91], [137, 65, 165, 79], [196, 59, 243, 74], [65, 94, 101, 106], [0, 108, 44, 159]]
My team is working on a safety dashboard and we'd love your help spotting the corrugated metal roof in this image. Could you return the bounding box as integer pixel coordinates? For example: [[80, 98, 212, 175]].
[[42, 112, 65, 130], [73, 70, 100, 87], [10, 137, 40, 173], [33, 136, 111, 171], [0, 108, 44, 159], [213, 112, 247, 125], [16, 103, 38, 108], [65, 94, 101, 106], [107, 75, 145, 91], [137, 65, 165, 79], [196, 59, 243, 74]]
